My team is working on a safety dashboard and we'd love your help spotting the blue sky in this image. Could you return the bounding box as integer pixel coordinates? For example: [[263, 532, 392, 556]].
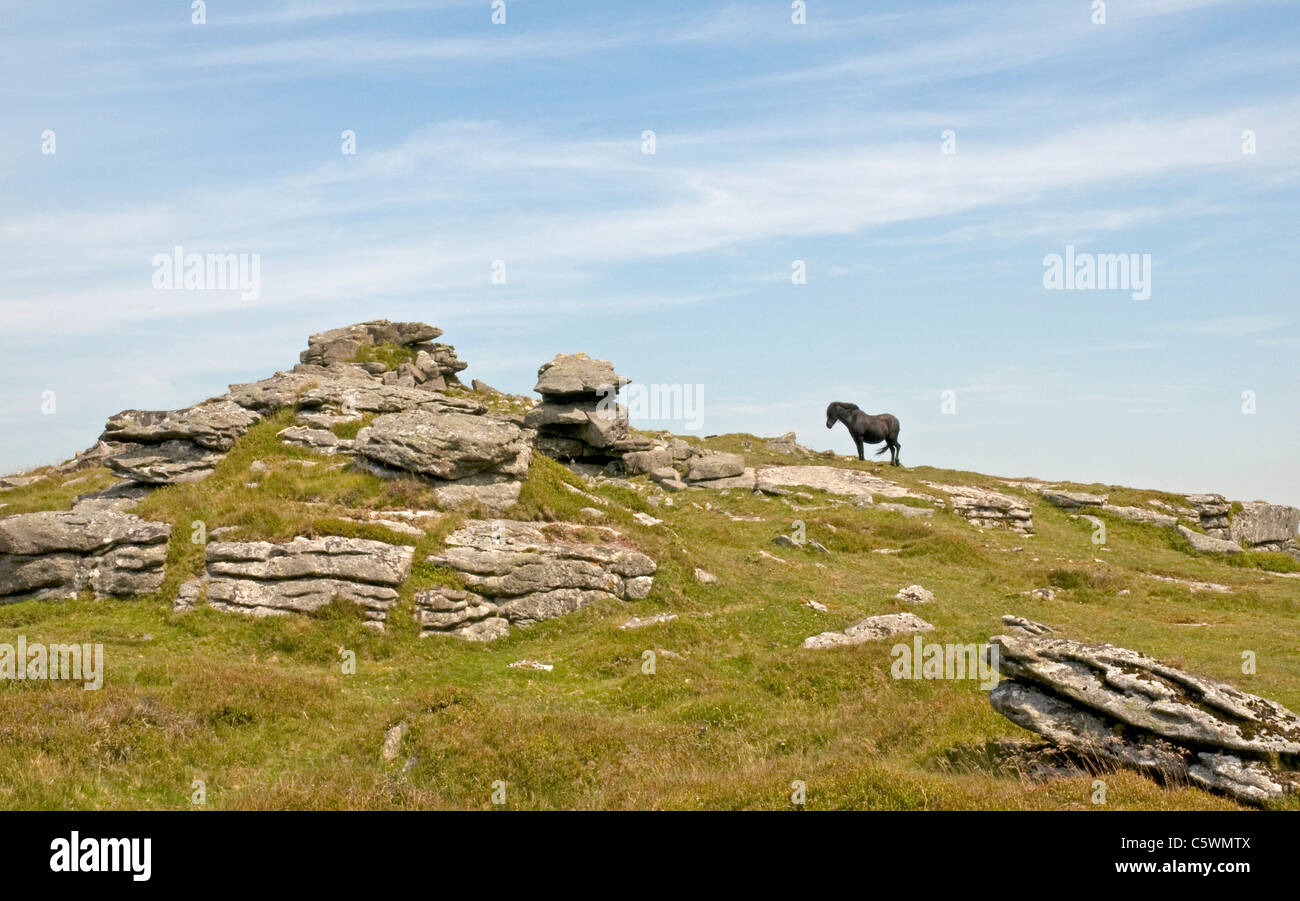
[[2, 0, 1298, 503]]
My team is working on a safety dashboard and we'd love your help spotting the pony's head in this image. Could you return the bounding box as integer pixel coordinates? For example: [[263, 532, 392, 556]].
[[825, 401, 859, 428]]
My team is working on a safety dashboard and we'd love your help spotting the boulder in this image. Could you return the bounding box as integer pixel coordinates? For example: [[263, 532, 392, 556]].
[[0, 510, 172, 601], [423, 519, 657, 639], [802, 612, 933, 649], [686, 453, 745, 482], [986, 633, 1300, 805], [1177, 524, 1243, 554], [353, 410, 531, 482], [896, 584, 934, 604], [533, 353, 628, 399], [1230, 502, 1300, 547], [622, 448, 673, 475]]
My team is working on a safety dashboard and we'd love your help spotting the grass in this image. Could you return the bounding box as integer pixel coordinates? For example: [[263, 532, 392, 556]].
[[352, 342, 416, 371], [1, 427, 1298, 810]]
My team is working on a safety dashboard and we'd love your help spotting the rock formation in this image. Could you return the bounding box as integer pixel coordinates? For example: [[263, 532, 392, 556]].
[[923, 482, 1034, 534], [986, 633, 1300, 805], [0, 510, 172, 601], [177, 536, 415, 626], [299, 320, 467, 389], [419, 519, 656, 640], [1229, 502, 1300, 559], [101, 400, 261, 485], [352, 410, 533, 514], [524, 353, 649, 462], [1186, 493, 1232, 539]]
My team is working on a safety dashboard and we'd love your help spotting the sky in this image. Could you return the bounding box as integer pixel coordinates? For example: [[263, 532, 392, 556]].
[[2, 0, 1297, 504]]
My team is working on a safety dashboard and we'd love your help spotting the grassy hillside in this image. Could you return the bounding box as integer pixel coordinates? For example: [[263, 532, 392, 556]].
[[1, 426, 1297, 810]]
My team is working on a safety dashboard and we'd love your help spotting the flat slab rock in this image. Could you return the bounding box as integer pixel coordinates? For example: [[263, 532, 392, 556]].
[[1177, 524, 1243, 554], [419, 519, 656, 639], [756, 465, 910, 500], [923, 482, 1033, 534], [181, 536, 414, 623], [987, 633, 1300, 804], [802, 612, 933, 649], [0, 509, 172, 601], [100, 400, 264, 486]]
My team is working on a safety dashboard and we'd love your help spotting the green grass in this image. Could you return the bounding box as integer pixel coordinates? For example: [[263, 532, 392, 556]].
[[352, 342, 416, 371], [1, 429, 1298, 810]]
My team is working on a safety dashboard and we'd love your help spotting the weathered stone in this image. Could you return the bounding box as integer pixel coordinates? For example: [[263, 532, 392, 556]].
[[687, 453, 745, 482], [1040, 489, 1106, 509], [278, 427, 353, 455], [0, 510, 171, 601], [756, 465, 908, 500], [227, 366, 372, 413], [1230, 502, 1300, 547], [105, 440, 221, 484], [623, 448, 673, 475], [766, 432, 813, 456], [1177, 524, 1243, 554], [989, 634, 1300, 756], [300, 320, 443, 366], [197, 536, 414, 623], [298, 382, 484, 416], [423, 520, 656, 635], [988, 657, 1300, 806], [102, 400, 261, 452], [533, 353, 628, 399], [1000, 614, 1055, 636], [924, 482, 1034, 534], [690, 468, 756, 491], [1101, 504, 1177, 527], [802, 612, 933, 649], [896, 584, 934, 604], [353, 411, 531, 482]]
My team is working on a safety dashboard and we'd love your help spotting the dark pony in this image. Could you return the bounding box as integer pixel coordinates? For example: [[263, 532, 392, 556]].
[[825, 402, 901, 466]]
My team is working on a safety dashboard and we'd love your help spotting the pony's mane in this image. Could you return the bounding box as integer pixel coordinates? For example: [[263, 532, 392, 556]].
[[829, 401, 860, 412]]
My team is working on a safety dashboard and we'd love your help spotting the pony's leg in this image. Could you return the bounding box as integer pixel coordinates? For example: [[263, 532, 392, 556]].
[[854, 438, 864, 461]]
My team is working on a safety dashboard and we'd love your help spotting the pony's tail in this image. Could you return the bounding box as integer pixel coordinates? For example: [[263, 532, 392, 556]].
[[874, 446, 889, 456]]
